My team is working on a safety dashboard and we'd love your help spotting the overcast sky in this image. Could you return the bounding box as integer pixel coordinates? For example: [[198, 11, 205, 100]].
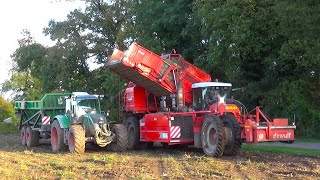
[[0, 0, 85, 85]]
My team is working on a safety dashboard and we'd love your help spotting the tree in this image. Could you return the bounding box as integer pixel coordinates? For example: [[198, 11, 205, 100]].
[[43, 0, 132, 116], [2, 30, 46, 100], [128, 0, 205, 63], [194, 0, 320, 136]]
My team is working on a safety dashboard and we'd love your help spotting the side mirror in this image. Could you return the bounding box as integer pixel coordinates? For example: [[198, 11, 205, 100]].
[[232, 87, 245, 92]]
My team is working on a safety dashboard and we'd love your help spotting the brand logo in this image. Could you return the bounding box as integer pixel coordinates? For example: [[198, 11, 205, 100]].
[[273, 132, 291, 139], [259, 133, 264, 139]]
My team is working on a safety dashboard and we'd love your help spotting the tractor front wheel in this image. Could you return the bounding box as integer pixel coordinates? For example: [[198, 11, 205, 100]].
[[201, 115, 225, 157], [26, 126, 40, 147], [21, 126, 26, 146], [68, 125, 85, 154], [222, 114, 241, 156], [109, 124, 128, 152], [51, 120, 67, 152]]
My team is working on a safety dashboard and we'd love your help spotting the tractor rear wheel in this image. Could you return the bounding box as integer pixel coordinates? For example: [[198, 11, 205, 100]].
[[51, 120, 67, 152], [201, 115, 225, 157], [68, 125, 85, 154], [109, 124, 128, 152], [26, 126, 40, 147], [21, 126, 26, 146], [222, 114, 242, 156], [126, 117, 140, 150]]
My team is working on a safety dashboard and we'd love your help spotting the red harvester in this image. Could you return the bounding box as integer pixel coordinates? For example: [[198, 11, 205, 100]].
[[105, 42, 296, 157]]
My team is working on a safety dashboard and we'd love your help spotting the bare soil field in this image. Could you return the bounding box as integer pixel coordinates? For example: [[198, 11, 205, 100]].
[[0, 132, 319, 179]]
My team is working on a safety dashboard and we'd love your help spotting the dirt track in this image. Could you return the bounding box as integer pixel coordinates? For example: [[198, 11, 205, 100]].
[[0, 132, 319, 179]]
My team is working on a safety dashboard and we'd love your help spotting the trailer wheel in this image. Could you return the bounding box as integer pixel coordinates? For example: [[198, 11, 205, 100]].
[[222, 114, 241, 156], [68, 125, 85, 154], [201, 115, 225, 157], [26, 126, 40, 147], [51, 120, 67, 152], [21, 126, 27, 146], [109, 124, 128, 152], [126, 117, 140, 150]]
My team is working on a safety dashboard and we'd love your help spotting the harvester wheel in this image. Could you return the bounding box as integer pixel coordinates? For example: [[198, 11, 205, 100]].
[[109, 124, 128, 152], [201, 115, 225, 157], [222, 114, 242, 156], [21, 126, 27, 146], [68, 125, 85, 154], [26, 126, 40, 147], [51, 120, 67, 152], [127, 117, 140, 150]]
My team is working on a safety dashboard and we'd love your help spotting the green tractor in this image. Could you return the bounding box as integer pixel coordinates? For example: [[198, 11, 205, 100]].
[[15, 92, 128, 153]]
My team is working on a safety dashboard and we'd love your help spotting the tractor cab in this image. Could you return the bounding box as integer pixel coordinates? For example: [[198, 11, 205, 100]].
[[192, 82, 232, 111], [65, 92, 102, 120]]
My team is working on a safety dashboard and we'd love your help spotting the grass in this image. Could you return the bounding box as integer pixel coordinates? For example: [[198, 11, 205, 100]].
[[0, 123, 18, 133], [296, 137, 320, 143], [242, 144, 320, 157]]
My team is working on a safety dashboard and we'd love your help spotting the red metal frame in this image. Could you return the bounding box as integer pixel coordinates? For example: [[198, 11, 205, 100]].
[[243, 107, 295, 143]]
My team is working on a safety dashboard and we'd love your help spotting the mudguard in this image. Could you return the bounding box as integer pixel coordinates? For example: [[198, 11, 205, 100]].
[[53, 115, 71, 129]]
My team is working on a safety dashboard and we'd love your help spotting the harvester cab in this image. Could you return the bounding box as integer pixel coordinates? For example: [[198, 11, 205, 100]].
[[192, 82, 233, 111]]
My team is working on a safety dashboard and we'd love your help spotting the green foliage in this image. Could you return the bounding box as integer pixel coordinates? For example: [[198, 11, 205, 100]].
[[2, 72, 43, 101], [0, 97, 14, 120], [194, 0, 320, 136], [129, 0, 204, 62]]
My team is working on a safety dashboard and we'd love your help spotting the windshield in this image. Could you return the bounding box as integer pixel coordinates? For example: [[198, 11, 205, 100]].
[[76, 98, 101, 115], [203, 86, 231, 102], [193, 86, 231, 110]]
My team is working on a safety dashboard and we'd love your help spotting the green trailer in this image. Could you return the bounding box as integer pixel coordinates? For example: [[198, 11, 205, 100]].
[[15, 92, 128, 153]]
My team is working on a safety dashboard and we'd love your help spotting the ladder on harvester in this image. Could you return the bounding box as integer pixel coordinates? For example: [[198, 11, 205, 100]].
[[118, 89, 126, 123]]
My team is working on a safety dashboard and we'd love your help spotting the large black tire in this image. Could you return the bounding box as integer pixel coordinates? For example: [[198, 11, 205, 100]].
[[222, 114, 242, 156], [51, 120, 67, 152], [68, 125, 85, 154], [21, 126, 26, 146], [201, 115, 225, 157], [26, 126, 40, 147], [109, 124, 128, 152], [126, 117, 140, 150]]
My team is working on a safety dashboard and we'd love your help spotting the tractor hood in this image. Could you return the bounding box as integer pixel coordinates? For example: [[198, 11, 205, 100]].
[[78, 114, 107, 125]]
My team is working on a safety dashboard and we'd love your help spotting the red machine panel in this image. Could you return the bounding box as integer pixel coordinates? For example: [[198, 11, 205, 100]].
[[140, 113, 170, 143], [140, 112, 195, 144], [125, 86, 147, 113]]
